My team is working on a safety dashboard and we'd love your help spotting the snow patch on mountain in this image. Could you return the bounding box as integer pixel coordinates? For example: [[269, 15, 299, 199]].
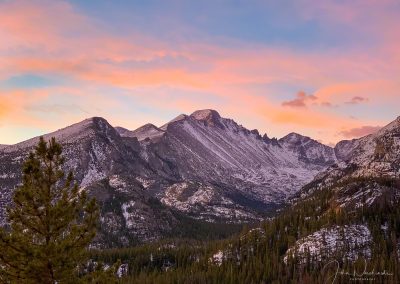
[[0, 173, 16, 179], [161, 182, 215, 212], [160, 181, 257, 222], [121, 201, 139, 229], [135, 177, 154, 189], [284, 224, 372, 263], [209, 250, 225, 266], [81, 162, 106, 187], [108, 175, 130, 193]]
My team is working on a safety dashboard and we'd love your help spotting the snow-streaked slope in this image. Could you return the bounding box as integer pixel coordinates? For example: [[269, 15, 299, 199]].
[[3, 117, 111, 153], [301, 116, 400, 209], [335, 116, 400, 176], [279, 133, 337, 166], [116, 124, 165, 141], [0, 109, 346, 241], [0, 118, 185, 246], [0, 117, 151, 227], [334, 139, 360, 162], [1, 117, 149, 184], [140, 109, 336, 218], [159, 181, 260, 223]]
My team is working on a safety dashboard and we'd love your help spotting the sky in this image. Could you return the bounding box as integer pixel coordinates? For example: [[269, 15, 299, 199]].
[[0, 0, 399, 145]]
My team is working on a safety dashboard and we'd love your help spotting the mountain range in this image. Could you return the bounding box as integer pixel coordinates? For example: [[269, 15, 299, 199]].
[[0, 109, 399, 247]]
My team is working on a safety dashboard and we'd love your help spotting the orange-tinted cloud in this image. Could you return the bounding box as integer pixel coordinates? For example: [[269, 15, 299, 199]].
[[0, 0, 399, 145]]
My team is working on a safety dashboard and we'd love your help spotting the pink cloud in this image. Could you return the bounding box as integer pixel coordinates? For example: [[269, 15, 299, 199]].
[[282, 91, 317, 108], [339, 125, 382, 138], [345, 96, 369, 105], [320, 102, 335, 107], [0, 0, 398, 145]]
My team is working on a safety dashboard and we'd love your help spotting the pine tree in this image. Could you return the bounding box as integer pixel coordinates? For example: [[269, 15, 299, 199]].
[[0, 137, 106, 283]]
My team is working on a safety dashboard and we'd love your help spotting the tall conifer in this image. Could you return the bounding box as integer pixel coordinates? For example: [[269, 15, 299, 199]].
[[0, 137, 103, 283]]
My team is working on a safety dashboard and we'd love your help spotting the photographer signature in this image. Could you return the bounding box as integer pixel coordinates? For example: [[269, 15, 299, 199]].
[[322, 259, 393, 283]]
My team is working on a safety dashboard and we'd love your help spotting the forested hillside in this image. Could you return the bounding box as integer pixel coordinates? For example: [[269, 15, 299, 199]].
[[92, 176, 400, 283]]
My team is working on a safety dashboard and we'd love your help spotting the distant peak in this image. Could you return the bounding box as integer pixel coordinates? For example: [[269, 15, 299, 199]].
[[131, 123, 164, 141], [89, 117, 114, 131], [281, 132, 310, 141], [386, 115, 400, 127], [62, 116, 108, 130], [190, 109, 221, 121], [190, 109, 223, 127], [76, 116, 111, 130], [5, 116, 116, 151], [160, 114, 188, 130], [84, 116, 107, 123], [135, 123, 159, 131], [290, 132, 306, 137]]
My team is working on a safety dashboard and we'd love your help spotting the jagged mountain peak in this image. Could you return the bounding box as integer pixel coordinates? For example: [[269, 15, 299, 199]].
[[279, 132, 332, 150], [279, 132, 312, 143], [190, 109, 223, 128], [115, 123, 165, 142], [160, 114, 188, 130], [3, 117, 116, 152], [59, 116, 118, 140], [90, 116, 117, 133], [137, 123, 159, 130], [334, 139, 359, 161], [375, 115, 400, 134], [131, 123, 165, 142], [190, 109, 221, 120], [303, 115, 400, 210], [54, 116, 113, 134], [333, 115, 400, 162], [160, 109, 223, 130], [278, 132, 336, 167]]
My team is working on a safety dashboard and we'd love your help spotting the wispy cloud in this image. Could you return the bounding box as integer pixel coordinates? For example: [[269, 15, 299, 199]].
[[345, 96, 369, 105], [0, 0, 399, 144]]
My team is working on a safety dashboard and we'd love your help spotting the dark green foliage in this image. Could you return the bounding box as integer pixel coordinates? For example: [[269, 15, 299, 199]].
[[168, 211, 244, 241], [3, 136, 397, 283], [0, 137, 114, 283], [92, 176, 400, 283]]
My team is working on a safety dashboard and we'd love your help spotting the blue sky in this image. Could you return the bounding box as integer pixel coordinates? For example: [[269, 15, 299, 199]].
[[0, 0, 399, 144]]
